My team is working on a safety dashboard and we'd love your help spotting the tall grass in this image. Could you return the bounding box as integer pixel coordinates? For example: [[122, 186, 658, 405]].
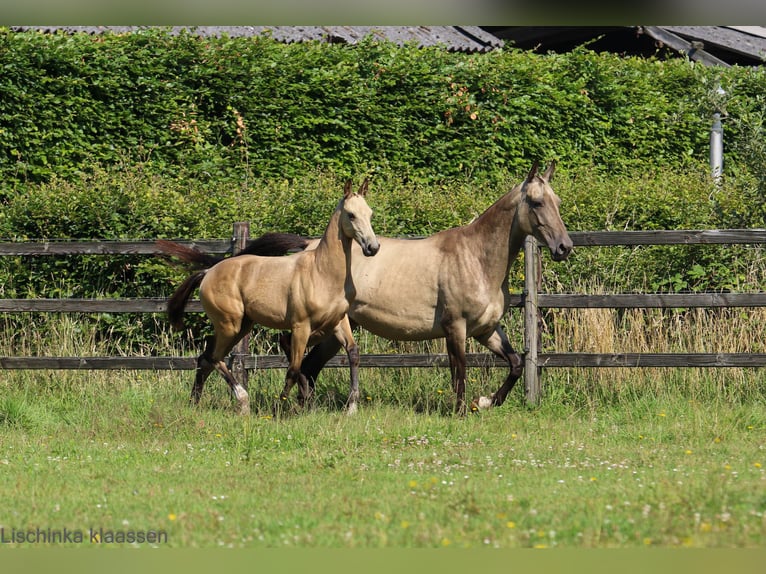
[[2, 273, 766, 413]]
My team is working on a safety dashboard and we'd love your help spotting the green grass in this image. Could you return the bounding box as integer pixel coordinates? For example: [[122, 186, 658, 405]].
[[1, 306, 765, 548], [0, 364, 764, 549]]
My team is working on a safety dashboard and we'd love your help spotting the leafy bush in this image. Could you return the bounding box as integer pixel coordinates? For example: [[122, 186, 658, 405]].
[[1, 28, 766, 347], [2, 28, 764, 188]]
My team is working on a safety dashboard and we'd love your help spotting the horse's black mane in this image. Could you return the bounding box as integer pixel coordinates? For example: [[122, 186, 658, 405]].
[[240, 232, 309, 257]]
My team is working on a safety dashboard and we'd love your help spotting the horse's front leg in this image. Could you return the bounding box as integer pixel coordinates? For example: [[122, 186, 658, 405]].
[[443, 320, 468, 416], [278, 325, 312, 408], [472, 325, 523, 410], [332, 315, 361, 415]]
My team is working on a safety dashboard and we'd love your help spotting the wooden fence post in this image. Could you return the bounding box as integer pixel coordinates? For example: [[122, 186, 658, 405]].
[[523, 236, 541, 405], [230, 222, 250, 391]]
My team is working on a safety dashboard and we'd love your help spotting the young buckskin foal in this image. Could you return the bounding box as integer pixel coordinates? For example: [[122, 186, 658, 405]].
[[163, 179, 379, 415]]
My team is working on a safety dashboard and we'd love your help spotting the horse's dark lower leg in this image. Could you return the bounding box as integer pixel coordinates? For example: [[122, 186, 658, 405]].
[[191, 336, 216, 404], [490, 352, 523, 407], [192, 354, 249, 415], [193, 334, 250, 415], [473, 327, 523, 409], [278, 329, 312, 409], [444, 330, 468, 416], [278, 331, 291, 358], [279, 369, 296, 402], [301, 336, 343, 391], [296, 371, 312, 406], [192, 353, 215, 404], [278, 368, 311, 410], [214, 360, 250, 415]]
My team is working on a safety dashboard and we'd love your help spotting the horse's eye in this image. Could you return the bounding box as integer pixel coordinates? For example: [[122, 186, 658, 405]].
[[348, 213, 356, 221], [529, 200, 543, 209]]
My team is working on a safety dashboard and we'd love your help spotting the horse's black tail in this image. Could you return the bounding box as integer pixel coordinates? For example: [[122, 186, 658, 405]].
[[155, 239, 223, 270], [167, 270, 206, 331]]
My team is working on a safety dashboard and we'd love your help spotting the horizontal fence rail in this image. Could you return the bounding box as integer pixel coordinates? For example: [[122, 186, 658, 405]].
[[569, 229, 766, 246], [4, 292, 766, 314], [0, 240, 232, 256], [1, 226, 765, 404], [3, 228, 766, 256], [3, 352, 766, 371]]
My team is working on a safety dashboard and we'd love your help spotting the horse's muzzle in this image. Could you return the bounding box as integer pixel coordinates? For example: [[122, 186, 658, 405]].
[[551, 239, 573, 261], [362, 240, 380, 257]]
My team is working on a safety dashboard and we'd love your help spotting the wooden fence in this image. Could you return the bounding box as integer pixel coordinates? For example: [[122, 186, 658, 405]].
[[2, 224, 766, 404]]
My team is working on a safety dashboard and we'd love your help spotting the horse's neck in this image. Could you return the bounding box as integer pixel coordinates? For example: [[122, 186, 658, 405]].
[[465, 190, 524, 285], [313, 210, 351, 285]]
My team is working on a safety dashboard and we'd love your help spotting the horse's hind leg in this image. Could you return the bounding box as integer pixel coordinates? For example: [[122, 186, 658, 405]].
[[300, 333, 343, 392], [279, 330, 319, 406], [202, 316, 254, 415], [472, 326, 523, 410], [192, 350, 248, 415], [191, 336, 216, 405], [213, 360, 250, 415]]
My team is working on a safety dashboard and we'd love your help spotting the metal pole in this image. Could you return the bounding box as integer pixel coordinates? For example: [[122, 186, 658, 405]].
[[523, 236, 540, 405], [710, 112, 723, 183], [230, 222, 250, 391], [710, 84, 725, 184]]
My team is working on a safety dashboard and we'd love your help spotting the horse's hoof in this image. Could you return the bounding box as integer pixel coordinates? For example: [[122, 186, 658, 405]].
[[471, 396, 493, 411], [346, 402, 358, 416]]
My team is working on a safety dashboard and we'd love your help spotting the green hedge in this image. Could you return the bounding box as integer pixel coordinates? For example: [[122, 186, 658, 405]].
[[1, 28, 766, 348], [2, 28, 763, 187]]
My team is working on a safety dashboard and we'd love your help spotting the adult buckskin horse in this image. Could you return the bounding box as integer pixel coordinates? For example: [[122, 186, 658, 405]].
[[275, 161, 572, 414], [160, 179, 379, 415]]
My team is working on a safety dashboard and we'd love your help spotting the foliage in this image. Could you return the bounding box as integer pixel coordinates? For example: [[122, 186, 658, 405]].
[[1, 28, 764, 188], [1, 28, 766, 345]]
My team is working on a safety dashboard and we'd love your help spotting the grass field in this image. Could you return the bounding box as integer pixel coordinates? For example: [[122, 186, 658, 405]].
[[1, 309, 765, 549]]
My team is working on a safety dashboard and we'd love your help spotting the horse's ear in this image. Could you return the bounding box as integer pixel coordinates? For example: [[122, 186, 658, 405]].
[[542, 160, 556, 182], [358, 178, 369, 197], [526, 160, 540, 183], [343, 179, 354, 198]]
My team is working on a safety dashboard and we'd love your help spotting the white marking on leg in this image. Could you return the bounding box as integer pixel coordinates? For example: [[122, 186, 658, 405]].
[[233, 385, 250, 415], [476, 396, 493, 410]]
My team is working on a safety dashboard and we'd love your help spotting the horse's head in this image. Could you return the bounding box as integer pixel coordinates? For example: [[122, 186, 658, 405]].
[[518, 161, 573, 261], [340, 178, 380, 257]]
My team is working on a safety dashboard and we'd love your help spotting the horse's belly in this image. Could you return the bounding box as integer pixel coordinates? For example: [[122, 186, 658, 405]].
[[350, 292, 506, 342], [244, 305, 289, 330], [350, 304, 443, 341]]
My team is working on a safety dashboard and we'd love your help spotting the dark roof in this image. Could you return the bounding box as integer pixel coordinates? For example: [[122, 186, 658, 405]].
[[9, 25, 504, 53], [651, 26, 766, 66], [14, 25, 766, 65], [484, 26, 766, 67]]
